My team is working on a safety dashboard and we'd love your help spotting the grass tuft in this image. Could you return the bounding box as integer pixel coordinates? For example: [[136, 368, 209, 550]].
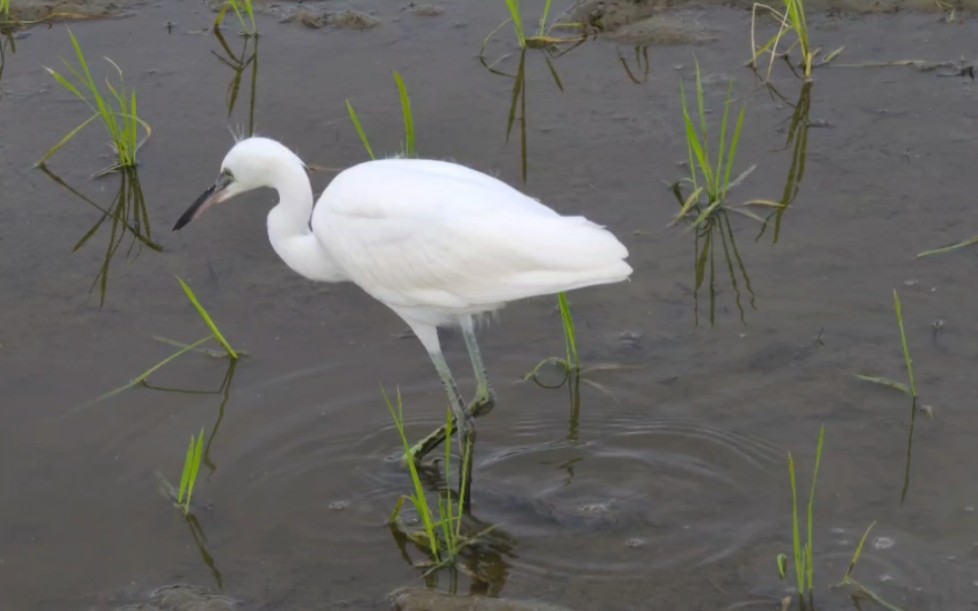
[[784, 424, 824, 606], [38, 29, 151, 171], [384, 388, 485, 571], [749, 0, 814, 81], [675, 59, 747, 223]]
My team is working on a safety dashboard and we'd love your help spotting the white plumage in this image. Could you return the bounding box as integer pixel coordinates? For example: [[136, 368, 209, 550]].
[[175, 137, 631, 463]]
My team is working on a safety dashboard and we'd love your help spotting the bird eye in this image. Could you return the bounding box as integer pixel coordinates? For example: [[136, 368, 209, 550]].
[[222, 168, 234, 181]]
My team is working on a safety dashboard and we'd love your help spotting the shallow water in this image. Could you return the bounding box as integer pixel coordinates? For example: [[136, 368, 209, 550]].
[[2, 1, 978, 609]]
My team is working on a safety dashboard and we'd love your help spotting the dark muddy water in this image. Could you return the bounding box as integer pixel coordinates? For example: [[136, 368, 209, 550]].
[[2, 1, 978, 609]]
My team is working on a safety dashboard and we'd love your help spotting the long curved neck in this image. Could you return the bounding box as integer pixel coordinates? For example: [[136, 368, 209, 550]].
[[266, 162, 346, 282]]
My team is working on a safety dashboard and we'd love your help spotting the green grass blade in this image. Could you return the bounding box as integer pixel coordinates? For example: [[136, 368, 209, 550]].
[[504, 0, 526, 47], [558, 292, 579, 369], [176, 276, 238, 360], [721, 106, 746, 201], [383, 387, 440, 560], [345, 99, 376, 160], [36, 112, 99, 166], [893, 289, 916, 397], [843, 521, 876, 581], [538, 0, 553, 35], [916, 236, 978, 258], [788, 452, 804, 595], [178, 434, 195, 505], [806, 425, 825, 591], [393, 71, 415, 158], [185, 428, 205, 512], [852, 373, 910, 395]]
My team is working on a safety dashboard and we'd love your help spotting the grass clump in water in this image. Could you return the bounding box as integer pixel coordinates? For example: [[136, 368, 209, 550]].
[[671, 59, 751, 227], [38, 29, 151, 173], [384, 388, 489, 573], [215, 0, 257, 36], [780, 425, 824, 608], [750, 0, 813, 80]]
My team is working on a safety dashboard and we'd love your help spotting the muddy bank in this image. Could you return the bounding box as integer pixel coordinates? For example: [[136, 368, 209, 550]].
[[572, 0, 975, 42]]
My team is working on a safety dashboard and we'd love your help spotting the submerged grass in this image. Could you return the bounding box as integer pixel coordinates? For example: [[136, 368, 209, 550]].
[[39, 29, 151, 172]]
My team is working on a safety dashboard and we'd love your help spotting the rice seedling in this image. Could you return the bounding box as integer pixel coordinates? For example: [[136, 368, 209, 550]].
[[345, 71, 416, 159], [212, 27, 259, 136], [384, 388, 490, 574], [780, 424, 825, 608], [214, 0, 257, 37], [38, 29, 152, 173], [38, 164, 162, 307], [749, 0, 814, 81], [671, 59, 750, 227]]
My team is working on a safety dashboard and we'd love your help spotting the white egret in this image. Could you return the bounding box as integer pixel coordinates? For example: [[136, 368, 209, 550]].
[[174, 137, 631, 462]]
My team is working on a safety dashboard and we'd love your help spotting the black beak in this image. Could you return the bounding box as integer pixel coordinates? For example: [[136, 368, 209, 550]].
[[173, 173, 233, 231]]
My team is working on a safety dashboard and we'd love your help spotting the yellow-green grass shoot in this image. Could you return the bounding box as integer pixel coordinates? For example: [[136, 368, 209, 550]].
[[892, 290, 916, 399], [215, 0, 257, 36], [346, 71, 415, 160], [177, 276, 239, 360], [177, 428, 206, 515], [784, 424, 825, 605], [676, 59, 746, 223], [749, 0, 814, 81], [38, 29, 151, 171], [1, 0, 9, 19]]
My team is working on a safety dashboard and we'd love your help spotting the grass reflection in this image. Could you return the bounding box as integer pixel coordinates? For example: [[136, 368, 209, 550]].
[[758, 81, 811, 243], [617, 44, 650, 84], [212, 27, 258, 137], [39, 164, 161, 307]]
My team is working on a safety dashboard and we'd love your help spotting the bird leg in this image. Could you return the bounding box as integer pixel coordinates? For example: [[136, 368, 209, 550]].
[[405, 321, 494, 464], [461, 318, 497, 417], [428, 350, 473, 447]]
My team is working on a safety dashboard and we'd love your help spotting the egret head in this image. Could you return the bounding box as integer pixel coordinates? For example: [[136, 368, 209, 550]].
[[173, 137, 305, 230]]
